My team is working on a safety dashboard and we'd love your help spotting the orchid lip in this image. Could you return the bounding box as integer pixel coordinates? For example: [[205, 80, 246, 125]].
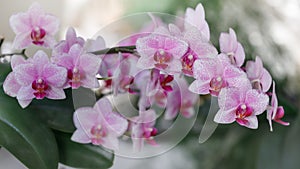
[[32, 78, 48, 99], [31, 27, 46, 45]]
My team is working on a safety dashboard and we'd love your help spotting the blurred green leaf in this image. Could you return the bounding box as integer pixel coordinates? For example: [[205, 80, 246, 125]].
[[281, 116, 300, 169], [257, 129, 285, 169], [0, 88, 59, 169], [54, 131, 114, 169]]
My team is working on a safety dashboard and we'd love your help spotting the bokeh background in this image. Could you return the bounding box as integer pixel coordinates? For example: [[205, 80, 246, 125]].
[[0, 0, 299, 169]]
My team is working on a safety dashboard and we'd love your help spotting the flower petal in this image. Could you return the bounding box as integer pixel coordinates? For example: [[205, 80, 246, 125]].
[[234, 43, 245, 67], [9, 12, 31, 34], [12, 33, 31, 49], [101, 134, 119, 150], [71, 129, 91, 144], [73, 107, 98, 132], [245, 89, 269, 115], [17, 86, 35, 100], [214, 109, 236, 124], [18, 99, 32, 108], [102, 111, 128, 137], [11, 55, 26, 70], [242, 116, 258, 129], [3, 73, 21, 97], [43, 63, 67, 87], [32, 50, 50, 73], [39, 15, 59, 35], [85, 36, 106, 52], [94, 98, 113, 116], [218, 87, 241, 110], [46, 87, 66, 100], [14, 63, 36, 85], [261, 68, 272, 92], [193, 58, 217, 81], [137, 55, 155, 70], [79, 53, 101, 75], [188, 80, 210, 95]]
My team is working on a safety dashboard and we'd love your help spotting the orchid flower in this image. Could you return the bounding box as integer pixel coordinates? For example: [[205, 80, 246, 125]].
[[112, 53, 140, 95], [267, 82, 290, 131], [3, 51, 67, 108], [189, 54, 247, 96], [164, 76, 198, 120], [136, 26, 188, 74], [52, 27, 85, 56], [10, 2, 59, 49], [184, 3, 210, 41], [214, 82, 269, 129], [245, 56, 272, 92], [219, 28, 245, 67], [169, 24, 218, 76], [53, 44, 101, 89], [71, 97, 128, 150], [131, 109, 158, 151]]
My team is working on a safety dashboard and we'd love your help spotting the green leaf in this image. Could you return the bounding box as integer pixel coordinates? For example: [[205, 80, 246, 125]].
[[54, 131, 114, 169], [281, 116, 300, 169], [0, 88, 59, 169], [29, 87, 98, 133], [0, 63, 11, 84], [29, 89, 76, 133]]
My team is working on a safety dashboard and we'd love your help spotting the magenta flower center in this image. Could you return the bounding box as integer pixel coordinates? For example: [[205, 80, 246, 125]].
[[235, 104, 253, 125], [153, 50, 173, 69], [31, 27, 46, 45], [90, 124, 107, 145], [159, 74, 174, 92], [209, 76, 227, 96], [181, 49, 197, 76], [67, 68, 81, 89], [32, 78, 48, 99], [143, 127, 158, 139]]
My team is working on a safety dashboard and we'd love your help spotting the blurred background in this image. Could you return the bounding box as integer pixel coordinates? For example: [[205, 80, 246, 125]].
[[0, 0, 299, 169]]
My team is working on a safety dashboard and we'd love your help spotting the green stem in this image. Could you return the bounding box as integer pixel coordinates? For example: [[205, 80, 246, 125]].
[[97, 77, 112, 81], [0, 45, 137, 59], [0, 37, 4, 48], [0, 49, 26, 58], [91, 45, 136, 55]]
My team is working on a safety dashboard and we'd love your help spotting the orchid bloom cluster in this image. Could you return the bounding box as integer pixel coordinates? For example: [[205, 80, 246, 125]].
[[2, 2, 289, 152]]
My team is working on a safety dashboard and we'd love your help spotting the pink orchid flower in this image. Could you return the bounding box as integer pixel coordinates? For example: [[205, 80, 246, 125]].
[[214, 84, 269, 129], [84, 36, 106, 53], [164, 76, 198, 120], [245, 56, 272, 92], [169, 24, 218, 76], [131, 69, 173, 111], [136, 26, 188, 74], [131, 109, 158, 152], [112, 54, 140, 95], [219, 28, 245, 67], [4, 51, 67, 108], [184, 3, 210, 41], [52, 27, 85, 56], [189, 54, 247, 96], [10, 2, 59, 49], [54, 44, 101, 89], [267, 82, 289, 131], [71, 97, 128, 150]]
